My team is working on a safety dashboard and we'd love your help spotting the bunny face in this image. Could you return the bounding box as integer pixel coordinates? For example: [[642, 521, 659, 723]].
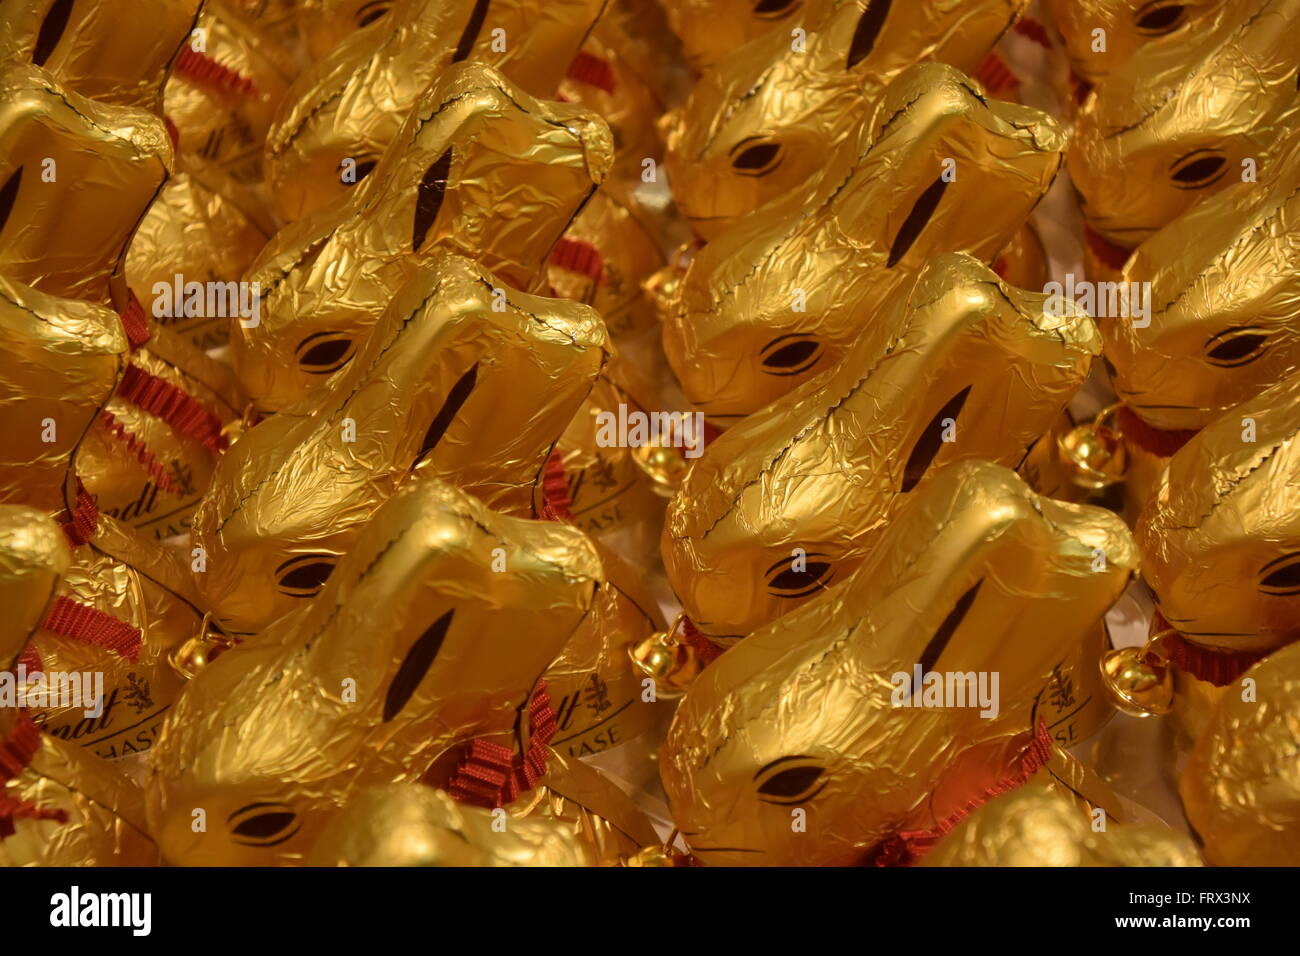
[[0, 63, 170, 305], [1068, 0, 1300, 248], [666, 63, 1066, 420], [196, 253, 609, 634], [662, 254, 1100, 642], [662, 460, 1137, 866], [662, 0, 1027, 239], [148, 477, 601, 866], [1103, 140, 1300, 432], [0, 0, 200, 108], [0, 276, 126, 511], [1137, 373, 1300, 655], [265, 1, 607, 222], [0, 503, 69, 670], [1180, 640, 1300, 866], [661, 0, 804, 70], [238, 62, 612, 412], [1044, 0, 1234, 83]]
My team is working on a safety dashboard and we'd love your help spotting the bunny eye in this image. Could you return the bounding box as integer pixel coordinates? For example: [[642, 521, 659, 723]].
[[907, 580, 983, 696], [752, 0, 799, 18], [887, 175, 949, 268], [276, 554, 338, 598], [760, 335, 820, 376], [1135, 2, 1187, 34], [1204, 327, 1270, 367], [228, 803, 301, 847], [415, 363, 478, 466], [765, 553, 834, 598], [1170, 150, 1228, 190], [412, 149, 453, 252], [296, 331, 356, 375], [383, 609, 454, 721], [344, 156, 378, 186], [730, 138, 783, 176], [33, 0, 73, 67], [901, 385, 971, 494], [755, 758, 827, 805], [846, 0, 891, 69], [355, 1, 392, 27], [1259, 554, 1300, 596]]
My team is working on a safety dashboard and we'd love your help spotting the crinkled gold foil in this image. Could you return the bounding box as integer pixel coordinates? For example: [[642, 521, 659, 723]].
[[237, 62, 613, 412], [666, 62, 1066, 419], [1068, 0, 1300, 248], [1106, 134, 1300, 432], [663, 253, 1100, 642], [660, 0, 801, 71], [0, 0, 201, 111], [146, 476, 601, 866], [308, 784, 591, 866], [197, 252, 609, 634], [661, 459, 1137, 865], [922, 783, 1201, 866], [1136, 372, 1300, 655], [265, 0, 607, 222], [1180, 640, 1300, 866], [662, 0, 1027, 238]]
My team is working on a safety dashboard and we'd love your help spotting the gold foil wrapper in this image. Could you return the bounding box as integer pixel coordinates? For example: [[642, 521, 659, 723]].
[[146, 476, 602, 866], [661, 460, 1137, 865], [663, 0, 1028, 238], [922, 783, 1201, 866], [663, 253, 1100, 642], [1180, 640, 1300, 865], [237, 61, 613, 412], [666, 62, 1066, 420], [265, 0, 607, 222], [1068, 0, 1300, 248], [198, 252, 609, 633], [1136, 372, 1300, 655], [660, 0, 799, 71]]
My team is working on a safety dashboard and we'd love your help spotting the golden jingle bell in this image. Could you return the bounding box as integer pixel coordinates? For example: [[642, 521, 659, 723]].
[[1098, 641, 1174, 718], [1056, 404, 1128, 490], [627, 615, 700, 699], [630, 438, 691, 498], [167, 613, 238, 681]]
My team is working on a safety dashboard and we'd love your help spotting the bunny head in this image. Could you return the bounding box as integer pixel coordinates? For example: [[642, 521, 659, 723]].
[[239, 61, 613, 412], [661, 459, 1137, 866], [662, 0, 1027, 238], [196, 252, 609, 634], [663, 253, 1099, 642], [0, 503, 69, 669], [1136, 372, 1300, 655], [666, 62, 1066, 420], [147, 475, 601, 866], [660, 0, 804, 70]]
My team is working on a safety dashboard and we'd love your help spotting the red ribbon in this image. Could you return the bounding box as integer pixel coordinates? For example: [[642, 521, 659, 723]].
[[174, 46, 257, 97], [973, 51, 1021, 97], [1013, 16, 1053, 49], [1151, 612, 1264, 686], [118, 291, 151, 351], [548, 238, 605, 285], [447, 682, 558, 808], [680, 617, 723, 666], [0, 712, 68, 839], [538, 450, 574, 522], [1116, 405, 1197, 459], [565, 51, 617, 94], [867, 722, 1054, 866], [115, 363, 228, 455], [98, 411, 184, 497], [59, 480, 99, 547], [39, 596, 142, 664]]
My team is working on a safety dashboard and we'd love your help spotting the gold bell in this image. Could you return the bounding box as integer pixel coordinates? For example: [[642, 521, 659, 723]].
[[627, 613, 701, 698], [1058, 403, 1128, 490], [168, 613, 237, 680], [1098, 632, 1174, 718], [631, 438, 690, 498]]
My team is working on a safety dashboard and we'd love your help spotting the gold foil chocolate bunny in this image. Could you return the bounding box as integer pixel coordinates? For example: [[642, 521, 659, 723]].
[[1103, 133, 1300, 433], [1180, 641, 1300, 866], [146, 476, 601, 866], [662, 0, 1028, 239], [1136, 372, 1300, 657], [663, 253, 1100, 642], [265, 0, 607, 222], [660, 0, 803, 71], [0, 0, 201, 110], [236, 61, 613, 413], [196, 252, 609, 634], [1068, 0, 1300, 249], [666, 62, 1067, 420], [921, 783, 1201, 866], [660, 460, 1137, 866], [0, 504, 159, 866]]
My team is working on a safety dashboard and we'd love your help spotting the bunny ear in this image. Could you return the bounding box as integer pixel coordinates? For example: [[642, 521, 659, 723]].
[[451, 0, 492, 63], [887, 175, 949, 269], [900, 385, 971, 493], [846, 0, 892, 69], [0, 166, 21, 236], [383, 609, 454, 722], [412, 149, 453, 252], [415, 363, 478, 465], [32, 0, 73, 67]]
